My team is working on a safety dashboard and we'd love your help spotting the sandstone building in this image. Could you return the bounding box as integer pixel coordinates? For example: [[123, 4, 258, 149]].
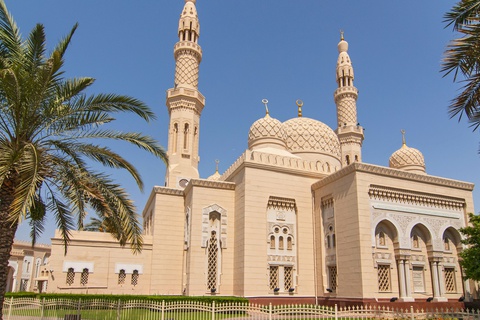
[[46, 0, 476, 305]]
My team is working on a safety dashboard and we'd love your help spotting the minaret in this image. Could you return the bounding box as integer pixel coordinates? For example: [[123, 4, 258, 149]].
[[165, 0, 205, 189], [334, 32, 364, 166]]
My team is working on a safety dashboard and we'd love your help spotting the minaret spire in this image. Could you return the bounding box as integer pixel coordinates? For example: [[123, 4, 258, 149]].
[[165, 0, 205, 189], [334, 32, 364, 166]]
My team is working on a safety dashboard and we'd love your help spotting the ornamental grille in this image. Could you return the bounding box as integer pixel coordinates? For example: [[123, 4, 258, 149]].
[[284, 266, 293, 290], [269, 266, 279, 290], [207, 232, 218, 290], [328, 266, 337, 291], [20, 279, 28, 292], [377, 265, 391, 292], [66, 268, 75, 285], [118, 269, 126, 285], [131, 270, 139, 286], [444, 268, 456, 292], [80, 268, 89, 285]]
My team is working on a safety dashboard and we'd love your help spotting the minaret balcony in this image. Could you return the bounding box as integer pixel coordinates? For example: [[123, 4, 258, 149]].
[[336, 125, 364, 137], [333, 86, 358, 100], [174, 41, 202, 59]]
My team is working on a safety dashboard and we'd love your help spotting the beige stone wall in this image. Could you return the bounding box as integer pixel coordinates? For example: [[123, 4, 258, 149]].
[[49, 231, 152, 295]]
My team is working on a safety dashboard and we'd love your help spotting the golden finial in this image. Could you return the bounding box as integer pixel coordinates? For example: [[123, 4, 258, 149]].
[[340, 30, 344, 41], [296, 99, 303, 117], [261, 99, 269, 116], [401, 129, 406, 147], [215, 159, 219, 173]]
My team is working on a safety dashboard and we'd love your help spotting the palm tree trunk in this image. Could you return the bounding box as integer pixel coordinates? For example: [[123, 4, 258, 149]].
[[0, 180, 19, 320]]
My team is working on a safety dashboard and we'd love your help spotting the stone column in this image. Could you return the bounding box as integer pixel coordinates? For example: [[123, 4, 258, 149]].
[[430, 257, 448, 302], [404, 259, 413, 299], [397, 259, 406, 299]]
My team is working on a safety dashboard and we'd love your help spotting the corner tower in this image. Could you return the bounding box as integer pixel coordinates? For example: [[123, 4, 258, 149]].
[[165, 0, 205, 189], [334, 33, 364, 166]]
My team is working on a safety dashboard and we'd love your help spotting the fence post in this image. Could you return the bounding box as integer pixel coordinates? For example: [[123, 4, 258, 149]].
[[211, 300, 216, 320], [269, 303, 272, 320], [41, 297, 45, 319], [334, 304, 338, 320], [116, 299, 121, 320], [6, 296, 13, 320], [161, 300, 165, 320], [410, 305, 414, 320], [77, 298, 81, 316]]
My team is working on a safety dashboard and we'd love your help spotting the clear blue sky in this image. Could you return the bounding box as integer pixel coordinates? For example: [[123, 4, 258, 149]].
[[9, 1, 479, 244]]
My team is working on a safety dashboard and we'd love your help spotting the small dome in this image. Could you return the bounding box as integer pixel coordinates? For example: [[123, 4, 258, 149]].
[[248, 114, 287, 150], [389, 144, 426, 174], [283, 117, 341, 163], [207, 170, 221, 181], [338, 39, 348, 53]]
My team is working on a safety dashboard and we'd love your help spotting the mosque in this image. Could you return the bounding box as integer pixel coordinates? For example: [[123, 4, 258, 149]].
[[41, 0, 476, 305]]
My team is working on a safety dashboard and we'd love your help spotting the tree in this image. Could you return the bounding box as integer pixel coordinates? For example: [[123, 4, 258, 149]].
[[459, 213, 480, 281], [442, 0, 480, 131], [0, 0, 167, 315]]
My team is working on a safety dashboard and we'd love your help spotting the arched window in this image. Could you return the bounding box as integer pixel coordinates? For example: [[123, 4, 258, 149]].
[[173, 123, 178, 153], [270, 235, 275, 249], [327, 235, 331, 248], [66, 268, 75, 285], [183, 123, 189, 149], [379, 231, 386, 246], [207, 231, 219, 291], [412, 234, 419, 248], [332, 234, 336, 247], [287, 237, 292, 250], [346, 155, 350, 165], [118, 269, 126, 285], [131, 270, 139, 286], [80, 268, 89, 285], [279, 236, 284, 250]]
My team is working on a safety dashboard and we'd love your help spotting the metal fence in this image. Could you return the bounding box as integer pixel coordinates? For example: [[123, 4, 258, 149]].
[[3, 297, 480, 320]]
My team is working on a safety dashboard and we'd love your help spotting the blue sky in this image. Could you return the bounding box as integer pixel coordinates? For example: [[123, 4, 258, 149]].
[[9, 1, 479, 244]]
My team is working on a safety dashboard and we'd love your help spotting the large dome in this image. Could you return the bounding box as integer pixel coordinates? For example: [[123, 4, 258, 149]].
[[248, 114, 287, 150], [389, 144, 426, 174], [282, 117, 341, 162]]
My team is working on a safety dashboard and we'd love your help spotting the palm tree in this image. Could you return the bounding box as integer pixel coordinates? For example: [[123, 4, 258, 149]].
[[0, 0, 167, 314], [442, 0, 480, 130]]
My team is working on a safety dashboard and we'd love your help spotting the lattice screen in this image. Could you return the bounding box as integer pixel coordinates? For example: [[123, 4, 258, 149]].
[[118, 269, 126, 285], [284, 266, 293, 290], [328, 266, 337, 291], [377, 264, 391, 292], [444, 267, 456, 292], [80, 268, 89, 285], [20, 280, 29, 291], [269, 266, 279, 290], [131, 270, 139, 286], [66, 268, 75, 285], [207, 233, 218, 290]]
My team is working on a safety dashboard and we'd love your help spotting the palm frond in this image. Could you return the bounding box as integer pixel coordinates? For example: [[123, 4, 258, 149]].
[[0, 0, 22, 59], [28, 196, 46, 246], [24, 24, 46, 72]]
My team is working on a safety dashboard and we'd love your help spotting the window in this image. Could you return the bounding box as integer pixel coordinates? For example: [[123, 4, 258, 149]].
[[444, 268, 456, 292], [270, 235, 275, 249], [207, 231, 218, 291], [377, 264, 391, 292], [284, 266, 293, 291], [183, 123, 189, 149], [66, 268, 75, 285], [378, 231, 386, 246], [269, 266, 279, 290], [118, 269, 126, 285], [444, 238, 451, 251], [80, 268, 89, 285], [328, 266, 337, 291], [332, 234, 336, 248], [412, 235, 419, 249], [287, 237, 292, 250], [279, 236, 284, 250], [131, 270, 139, 286], [20, 279, 29, 292]]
